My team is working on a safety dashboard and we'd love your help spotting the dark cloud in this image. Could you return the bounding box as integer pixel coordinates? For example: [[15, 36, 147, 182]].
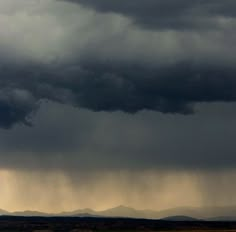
[[1, 60, 236, 128], [66, 0, 236, 30], [0, 88, 38, 129], [0, 57, 236, 127], [0, 0, 236, 129]]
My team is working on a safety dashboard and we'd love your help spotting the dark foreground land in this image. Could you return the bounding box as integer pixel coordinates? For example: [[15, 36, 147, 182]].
[[1, 216, 236, 232]]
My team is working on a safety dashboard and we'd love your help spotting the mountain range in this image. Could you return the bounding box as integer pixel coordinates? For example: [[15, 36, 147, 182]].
[[1, 205, 236, 221]]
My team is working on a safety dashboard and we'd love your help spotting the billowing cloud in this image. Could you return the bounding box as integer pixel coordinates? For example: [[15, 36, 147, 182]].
[[0, 0, 236, 128]]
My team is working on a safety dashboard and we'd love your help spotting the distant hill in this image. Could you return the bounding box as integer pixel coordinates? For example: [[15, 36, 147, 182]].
[[78, 205, 236, 219], [97, 205, 144, 218], [2, 205, 236, 220], [207, 216, 236, 221], [161, 215, 200, 221], [59, 205, 236, 220], [58, 208, 97, 216], [172, 206, 236, 219], [67, 213, 100, 218], [11, 210, 51, 217], [0, 209, 9, 215]]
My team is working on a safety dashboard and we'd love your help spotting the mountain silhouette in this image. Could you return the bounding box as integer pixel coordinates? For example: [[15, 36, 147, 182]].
[[1, 206, 236, 220], [161, 215, 200, 221]]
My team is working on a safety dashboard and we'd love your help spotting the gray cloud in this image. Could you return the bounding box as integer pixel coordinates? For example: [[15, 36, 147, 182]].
[[66, 0, 236, 30], [1, 60, 236, 128], [0, 0, 236, 129], [1, 101, 236, 171]]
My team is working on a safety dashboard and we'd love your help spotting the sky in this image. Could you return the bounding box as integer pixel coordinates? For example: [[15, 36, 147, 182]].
[[1, 0, 236, 213]]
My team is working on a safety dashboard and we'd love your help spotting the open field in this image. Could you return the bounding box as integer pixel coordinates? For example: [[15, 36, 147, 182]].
[[1, 217, 236, 232]]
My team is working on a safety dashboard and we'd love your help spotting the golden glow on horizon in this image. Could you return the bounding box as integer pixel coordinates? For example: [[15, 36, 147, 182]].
[[0, 169, 235, 213]]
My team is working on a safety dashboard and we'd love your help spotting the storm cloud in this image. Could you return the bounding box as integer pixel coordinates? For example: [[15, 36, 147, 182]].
[[1, 0, 236, 212], [0, 0, 235, 169], [2, 61, 236, 128], [0, 0, 236, 128]]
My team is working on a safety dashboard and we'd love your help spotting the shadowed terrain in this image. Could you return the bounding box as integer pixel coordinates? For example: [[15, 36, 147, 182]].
[[1, 216, 236, 232], [3, 206, 236, 220]]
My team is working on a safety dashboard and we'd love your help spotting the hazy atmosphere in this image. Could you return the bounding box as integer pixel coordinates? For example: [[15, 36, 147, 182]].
[[1, 0, 236, 214]]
